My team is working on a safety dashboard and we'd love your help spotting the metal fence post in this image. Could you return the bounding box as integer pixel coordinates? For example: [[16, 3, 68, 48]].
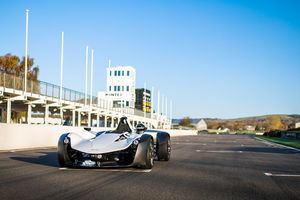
[[45, 83, 48, 96]]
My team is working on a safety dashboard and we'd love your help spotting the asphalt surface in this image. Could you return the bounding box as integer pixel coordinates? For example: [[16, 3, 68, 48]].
[[1, 134, 300, 200]]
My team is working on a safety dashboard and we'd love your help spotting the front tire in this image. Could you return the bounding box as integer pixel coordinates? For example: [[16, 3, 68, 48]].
[[57, 134, 71, 167], [140, 139, 154, 169]]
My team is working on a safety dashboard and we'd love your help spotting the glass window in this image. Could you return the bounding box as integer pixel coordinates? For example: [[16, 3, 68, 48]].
[[126, 101, 129, 106], [122, 86, 124, 91], [114, 71, 117, 76], [114, 86, 116, 91], [118, 86, 120, 91], [127, 71, 130, 76], [109, 86, 111, 91], [118, 71, 120, 76], [126, 86, 129, 91], [110, 71, 112, 76], [122, 71, 124, 76]]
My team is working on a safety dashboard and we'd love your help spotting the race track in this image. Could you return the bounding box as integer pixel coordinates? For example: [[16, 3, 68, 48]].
[[0, 134, 300, 200]]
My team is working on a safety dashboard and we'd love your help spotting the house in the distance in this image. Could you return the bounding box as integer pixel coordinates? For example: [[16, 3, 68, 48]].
[[191, 119, 207, 130], [296, 122, 300, 128], [172, 118, 207, 130], [245, 125, 255, 131]]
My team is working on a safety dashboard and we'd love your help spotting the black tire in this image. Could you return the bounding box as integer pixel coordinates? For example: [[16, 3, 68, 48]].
[[57, 150, 67, 167], [57, 134, 71, 167], [157, 134, 171, 161], [140, 139, 154, 169]]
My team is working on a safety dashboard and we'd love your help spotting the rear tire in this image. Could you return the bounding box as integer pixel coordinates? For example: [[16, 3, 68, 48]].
[[157, 135, 171, 161]]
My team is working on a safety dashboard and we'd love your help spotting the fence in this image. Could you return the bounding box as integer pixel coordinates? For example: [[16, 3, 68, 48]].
[[0, 71, 158, 119]]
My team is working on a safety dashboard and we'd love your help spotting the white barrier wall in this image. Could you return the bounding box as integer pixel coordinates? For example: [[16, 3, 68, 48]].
[[0, 123, 197, 151], [0, 124, 107, 150], [155, 129, 198, 137]]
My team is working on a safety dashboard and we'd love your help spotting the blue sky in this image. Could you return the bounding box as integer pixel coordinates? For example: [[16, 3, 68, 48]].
[[1, 0, 300, 118]]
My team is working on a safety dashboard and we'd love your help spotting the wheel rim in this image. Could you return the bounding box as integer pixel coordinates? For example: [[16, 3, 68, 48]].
[[167, 139, 171, 158], [150, 141, 154, 166]]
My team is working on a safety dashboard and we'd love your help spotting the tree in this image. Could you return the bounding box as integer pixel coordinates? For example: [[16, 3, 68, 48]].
[[255, 125, 260, 131], [0, 53, 20, 74], [265, 115, 284, 131], [0, 53, 39, 80], [179, 117, 192, 127]]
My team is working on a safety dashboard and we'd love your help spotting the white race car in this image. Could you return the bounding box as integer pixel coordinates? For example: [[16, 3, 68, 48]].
[[57, 116, 171, 169]]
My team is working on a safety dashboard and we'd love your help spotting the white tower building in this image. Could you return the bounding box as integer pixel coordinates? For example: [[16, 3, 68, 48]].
[[98, 66, 136, 108]]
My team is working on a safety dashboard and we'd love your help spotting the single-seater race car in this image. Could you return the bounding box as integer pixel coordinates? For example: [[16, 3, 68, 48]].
[[57, 116, 171, 169]]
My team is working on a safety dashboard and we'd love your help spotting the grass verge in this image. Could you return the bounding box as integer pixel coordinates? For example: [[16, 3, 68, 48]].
[[254, 135, 300, 149]]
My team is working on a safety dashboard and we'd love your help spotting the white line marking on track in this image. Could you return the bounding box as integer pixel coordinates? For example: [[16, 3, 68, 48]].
[[196, 150, 243, 153], [254, 137, 300, 152], [59, 168, 152, 173], [264, 172, 300, 177], [173, 143, 206, 145]]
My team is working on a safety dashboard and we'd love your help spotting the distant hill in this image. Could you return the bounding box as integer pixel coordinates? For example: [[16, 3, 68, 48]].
[[173, 114, 300, 123]]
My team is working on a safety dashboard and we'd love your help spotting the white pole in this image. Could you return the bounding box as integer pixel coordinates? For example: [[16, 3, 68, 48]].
[[60, 32, 64, 101], [24, 9, 29, 93], [144, 82, 146, 118], [162, 95, 164, 116], [90, 49, 94, 105], [108, 59, 111, 68], [157, 90, 160, 119], [170, 100, 173, 127], [151, 86, 154, 119], [85, 46, 88, 105], [165, 96, 168, 119]]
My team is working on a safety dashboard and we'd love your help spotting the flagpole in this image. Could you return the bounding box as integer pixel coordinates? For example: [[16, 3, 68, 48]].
[[60, 32, 64, 100], [24, 9, 29, 93]]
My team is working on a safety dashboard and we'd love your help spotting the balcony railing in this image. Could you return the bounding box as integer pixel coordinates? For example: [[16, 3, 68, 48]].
[[0, 71, 159, 119]]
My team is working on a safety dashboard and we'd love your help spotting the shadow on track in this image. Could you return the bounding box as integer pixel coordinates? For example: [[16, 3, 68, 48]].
[[10, 152, 59, 168]]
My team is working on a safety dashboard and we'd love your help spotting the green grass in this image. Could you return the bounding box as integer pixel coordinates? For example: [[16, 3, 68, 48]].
[[288, 130, 300, 134], [254, 135, 300, 149]]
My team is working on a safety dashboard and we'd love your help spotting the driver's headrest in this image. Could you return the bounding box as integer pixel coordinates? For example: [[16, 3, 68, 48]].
[[136, 123, 147, 132]]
